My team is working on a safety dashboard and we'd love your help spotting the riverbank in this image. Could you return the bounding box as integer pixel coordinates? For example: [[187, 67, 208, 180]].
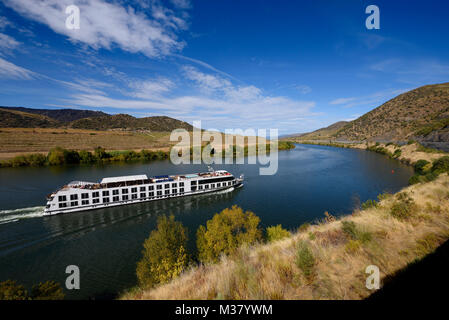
[[121, 172, 449, 299]]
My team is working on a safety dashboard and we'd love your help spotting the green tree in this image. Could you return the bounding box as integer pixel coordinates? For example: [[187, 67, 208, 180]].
[[414, 159, 430, 175], [432, 156, 449, 174], [136, 215, 189, 288], [266, 224, 291, 242], [196, 205, 262, 263], [0, 280, 28, 300], [79, 150, 94, 164], [94, 146, 108, 160], [31, 281, 65, 300], [47, 147, 66, 166]]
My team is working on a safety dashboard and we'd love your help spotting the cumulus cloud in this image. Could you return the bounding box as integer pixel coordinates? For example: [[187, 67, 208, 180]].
[[3, 0, 188, 57], [0, 57, 35, 79]]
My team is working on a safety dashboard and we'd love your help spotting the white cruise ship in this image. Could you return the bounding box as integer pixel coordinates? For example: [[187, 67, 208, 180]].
[[44, 168, 243, 215]]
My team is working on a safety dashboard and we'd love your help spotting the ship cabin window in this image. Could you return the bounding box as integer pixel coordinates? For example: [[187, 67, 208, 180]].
[[82, 200, 89, 205], [149, 192, 154, 197], [70, 194, 78, 200], [140, 186, 146, 192], [164, 184, 170, 189], [122, 189, 128, 194], [157, 191, 162, 196], [102, 191, 109, 196], [172, 183, 177, 188], [122, 195, 129, 201], [81, 193, 89, 199], [205, 185, 209, 189], [149, 185, 154, 191], [103, 197, 110, 203], [58, 195, 67, 202], [211, 184, 215, 188], [92, 192, 100, 198], [229, 182, 232, 186], [132, 194, 138, 199], [113, 190, 119, 195], [59, 203, 67, 208], [113, 196, 119, 202], [157, 185, 162, 190], [164, 190, 170, 195], [70, 201, 78, 207], [172, 189, 177, 194], [93, 198, 100, 204], [199, 186, 203, 190], [191, 181, 196, 186], [180, 188, 184, 193], [140, 193, 146, 198], [217, 183, 221, 187], [180, 182, 184, 187], [131, 187, 137, 193]]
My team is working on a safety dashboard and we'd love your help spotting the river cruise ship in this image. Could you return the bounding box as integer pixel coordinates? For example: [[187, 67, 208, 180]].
[[44, 169, 243, 215]]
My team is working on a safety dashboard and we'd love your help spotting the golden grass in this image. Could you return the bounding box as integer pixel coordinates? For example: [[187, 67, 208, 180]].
[[121, 174, 449, 300]]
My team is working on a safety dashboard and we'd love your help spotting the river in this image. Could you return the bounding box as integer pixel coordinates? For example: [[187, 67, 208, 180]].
[[0, 144, 413, 299]]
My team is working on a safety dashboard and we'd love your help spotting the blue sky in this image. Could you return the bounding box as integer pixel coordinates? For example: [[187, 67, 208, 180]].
[[0, 0, 448, 134]]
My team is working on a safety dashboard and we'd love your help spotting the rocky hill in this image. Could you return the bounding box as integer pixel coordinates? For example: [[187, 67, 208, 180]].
[[0, 107, 193, 132]]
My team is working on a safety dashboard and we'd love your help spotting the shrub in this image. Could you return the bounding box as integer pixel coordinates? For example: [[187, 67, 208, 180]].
[[431, 156, 449, 174], [0, 280, 28, 300], [345, 239, 361, 254], [295, 240, 315, 278], [79, 150, 94, 164], [31, 281, 65, 300], [298, 223, 310, 233], [414, 159, 430, 174], [390, 193, 416, 220], [47, 147, 66, 166], [136, 215, 189, 288], [361, 199, 378, 210], [196, 205, 262, 263], [341, 221, 372, 243], [266, 225, 291, 242]]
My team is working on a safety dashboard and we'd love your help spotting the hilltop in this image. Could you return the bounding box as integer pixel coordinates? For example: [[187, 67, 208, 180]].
[[0, 107, 193, 132], [286, 82, 449, 144]]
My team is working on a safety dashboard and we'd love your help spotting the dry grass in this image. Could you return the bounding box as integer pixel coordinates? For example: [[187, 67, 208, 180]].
[[121, 174, 449, 300]]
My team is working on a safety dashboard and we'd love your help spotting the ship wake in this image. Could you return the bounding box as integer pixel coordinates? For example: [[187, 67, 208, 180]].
[[0, 206, 46, 224]]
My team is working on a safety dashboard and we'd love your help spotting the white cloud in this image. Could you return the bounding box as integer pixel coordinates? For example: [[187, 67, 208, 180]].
[[295, 85, 312, 94], [0, 57, 35, 79], [182, 65, 232, 92], [329, 97, 356, 105], [3, 0, 188, 58], [128, 78, 175, 99], [0, 33, 20, 50]]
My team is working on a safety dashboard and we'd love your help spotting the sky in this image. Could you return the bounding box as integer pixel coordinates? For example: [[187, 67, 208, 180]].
[[0, 0, 448, 134]]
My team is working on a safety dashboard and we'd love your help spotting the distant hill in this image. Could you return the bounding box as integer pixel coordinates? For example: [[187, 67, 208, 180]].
[[2, 106, 107, 123], [335, 82, 449, 142], [0, 107, 193, 132], [286, 82, 449, 143]]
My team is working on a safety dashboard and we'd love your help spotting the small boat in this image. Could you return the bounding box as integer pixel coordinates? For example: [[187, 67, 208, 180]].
[[44, 168, 244, 215]]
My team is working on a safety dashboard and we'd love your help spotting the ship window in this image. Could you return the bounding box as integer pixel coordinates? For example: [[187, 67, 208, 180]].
[[164, 184, 170, 189], [131, 187, 137, 193], [70, 194, 78, 200], [93, 198, 100, 204], [102, 191, 109, 196], [157, 185, 162, 190], [70, 201, 78, 207], [103, 197, 110, 203], [122, 195, 129, 201], [81, 193, 89, 199], [172, 189, 177, 194], [93, 192, 99, 198], [140, 193, 146, 198], [180, 182, 184, 187], [149, 192, 154, 197], [122, 189, 128, 194], [113, 189, 119, 195], [191, 181, 196, 185], [58, 195, 67, 202], [157, 191, 162, 196], [199, 186, 203, 190], [82, 200, 89, 205], [180, 188, 184, 193], [172, 183, 177, 188], [132, 194, 138, 199], [205, 185, 209, 189], [217, 183, 221, 187], [59, 203, 67, 208], [211, 184, 215, 188], [191, 187, 197, 191], [165, 190, 170, 195], [140, 186, 146, 192], [113, 196, 119, 202], [149, 185, 154, 191]]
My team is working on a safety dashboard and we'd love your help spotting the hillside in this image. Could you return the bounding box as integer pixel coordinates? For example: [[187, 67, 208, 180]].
[[0, 107, 193, 132], [335, 82, 449, 142], [70, 114, 193, 131], [2, 106, 107, 123], [295, 121, 349, 140]]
